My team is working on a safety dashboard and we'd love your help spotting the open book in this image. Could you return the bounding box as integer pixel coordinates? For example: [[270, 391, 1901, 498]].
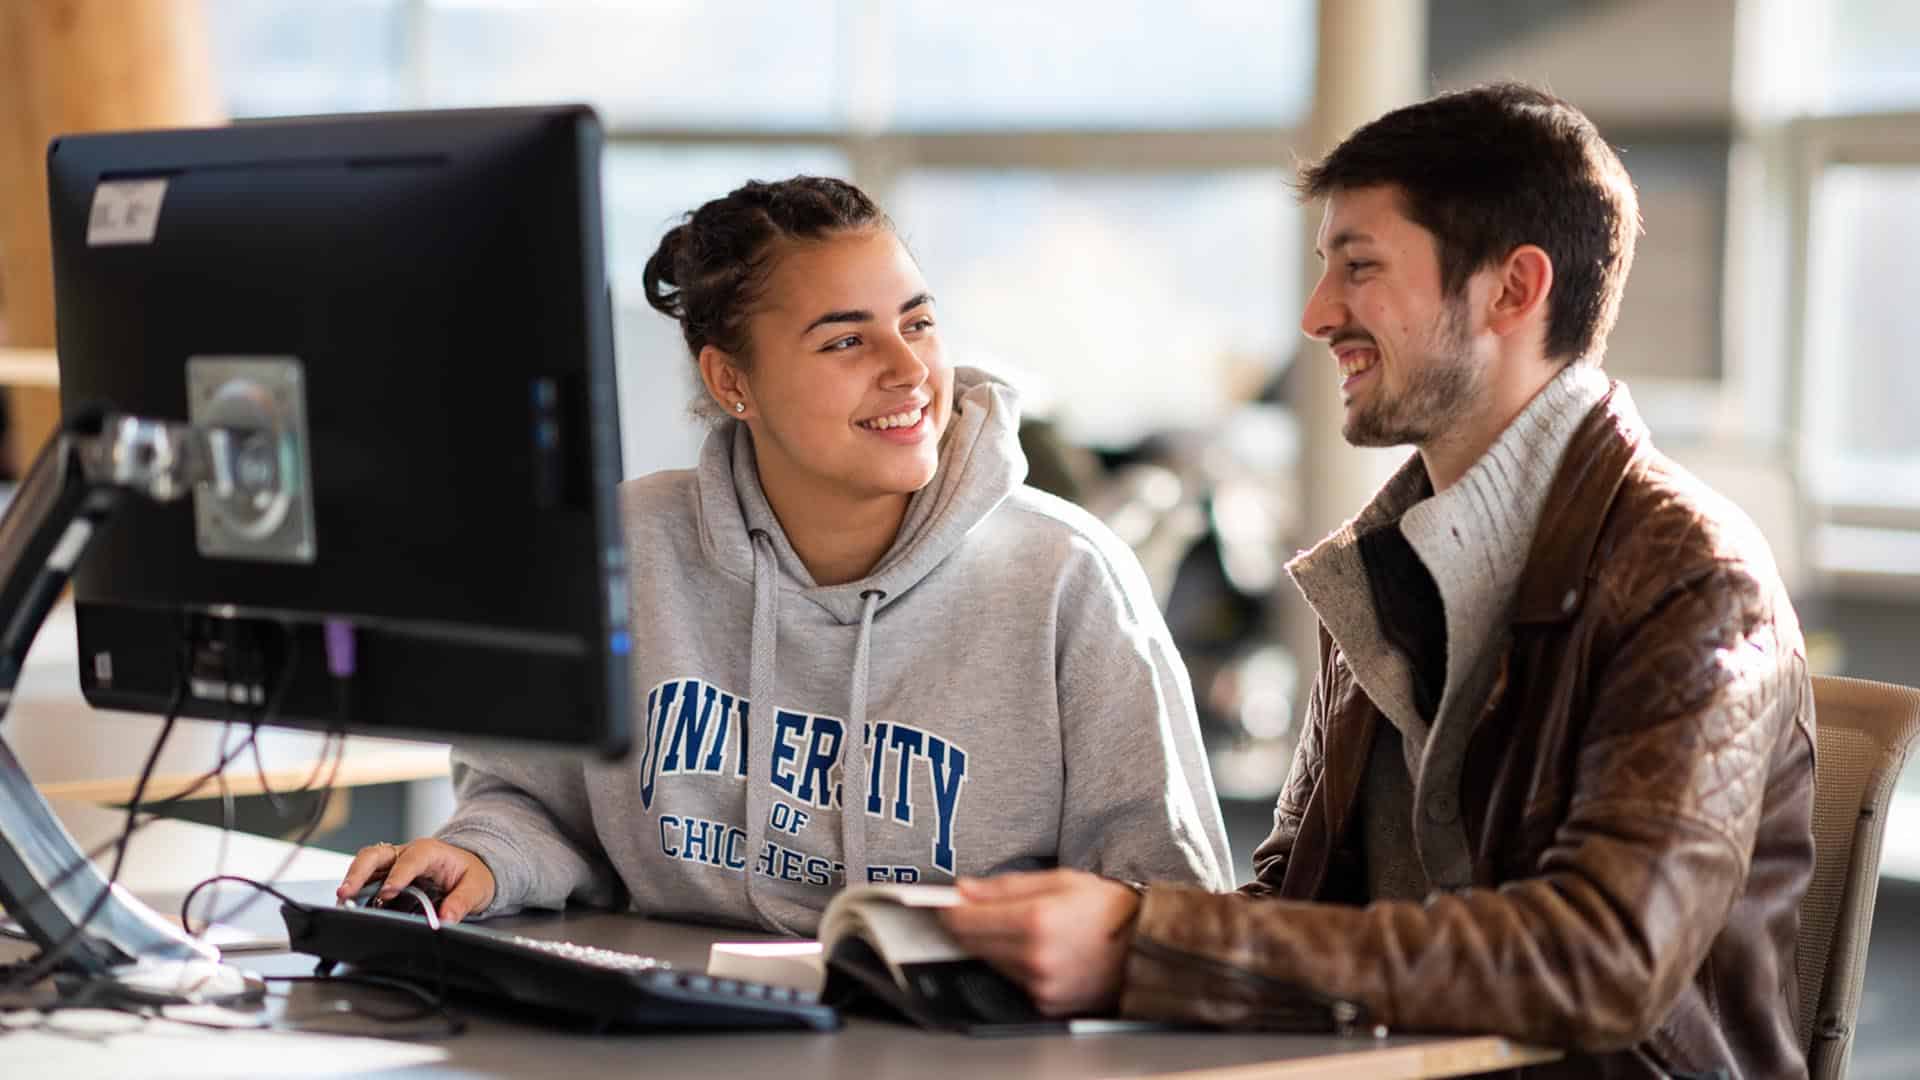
[[710, 883, 1126, 1035]]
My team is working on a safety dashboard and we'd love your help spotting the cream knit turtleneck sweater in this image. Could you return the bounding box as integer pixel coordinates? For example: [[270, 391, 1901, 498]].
[[1286, 361, 1612, 892]]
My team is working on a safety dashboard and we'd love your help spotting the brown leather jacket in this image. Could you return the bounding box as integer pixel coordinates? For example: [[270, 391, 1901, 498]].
[[1120, 387, 1815, 1080]]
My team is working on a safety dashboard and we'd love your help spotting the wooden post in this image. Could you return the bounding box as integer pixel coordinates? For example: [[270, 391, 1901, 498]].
[[1284, 0, 1427, 724], [0, 0, 223, 474]]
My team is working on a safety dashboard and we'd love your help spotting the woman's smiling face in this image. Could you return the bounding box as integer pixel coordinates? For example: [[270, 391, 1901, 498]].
[[725, 228, 954, 506]]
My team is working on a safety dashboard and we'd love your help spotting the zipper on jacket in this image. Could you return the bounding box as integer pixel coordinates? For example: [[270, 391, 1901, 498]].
[[1130, 937, 1375, 1036]]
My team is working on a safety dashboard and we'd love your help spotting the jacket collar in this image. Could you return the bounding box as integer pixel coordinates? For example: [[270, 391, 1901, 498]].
[[1511, 380, 1648, 624], [1285, 367, 1616, 739]]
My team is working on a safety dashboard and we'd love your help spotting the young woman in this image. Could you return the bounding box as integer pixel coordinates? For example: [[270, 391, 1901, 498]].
[[338, 176, 1230, 934]]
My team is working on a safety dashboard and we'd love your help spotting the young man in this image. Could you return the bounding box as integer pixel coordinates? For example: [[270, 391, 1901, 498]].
[[942, 83, 1815, 1080]]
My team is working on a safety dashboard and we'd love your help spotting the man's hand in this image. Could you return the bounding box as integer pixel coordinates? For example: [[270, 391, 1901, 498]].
[[937, 869, 1140, 1017], [336, 837, 496, 924]]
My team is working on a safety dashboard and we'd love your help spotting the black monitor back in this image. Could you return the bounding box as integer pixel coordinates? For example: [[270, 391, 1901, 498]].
[[45, 106, 630, 757]]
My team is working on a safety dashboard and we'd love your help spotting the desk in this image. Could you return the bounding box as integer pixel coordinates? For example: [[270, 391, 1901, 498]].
[[10, 601, 449, 803], [2, 800, 1560, 1079]]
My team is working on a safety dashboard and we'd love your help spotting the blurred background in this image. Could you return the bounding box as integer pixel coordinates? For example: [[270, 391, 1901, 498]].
[[1, 1, 1916, 1072]]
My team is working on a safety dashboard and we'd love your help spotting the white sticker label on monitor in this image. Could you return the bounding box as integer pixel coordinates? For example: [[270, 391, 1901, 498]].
[[87, 178, 169, 246]]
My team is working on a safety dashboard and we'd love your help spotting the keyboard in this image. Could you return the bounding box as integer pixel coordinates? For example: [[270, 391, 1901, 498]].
[[280, 901, 840, 1032]]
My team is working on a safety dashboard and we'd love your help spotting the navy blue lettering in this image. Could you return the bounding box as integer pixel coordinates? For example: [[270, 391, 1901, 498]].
[[733, 698, 751, 779], [769, 710, 807, 796], [925, 736, 967, 875], [639, 681, 681, 809], [752, 839, 844, 888], [661, 683, 717, 775], [795, 717, 843, 809], [648, 682, 972, 884], [865, 721, 889, 815], [887, 725, 925, 824], [661, 814, 748, 873], [700, 691, 737, 775], [682, 817, 711, 863]]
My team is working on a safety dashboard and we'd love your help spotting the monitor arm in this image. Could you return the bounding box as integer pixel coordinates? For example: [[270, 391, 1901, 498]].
[[0, 413, 281, 1004]]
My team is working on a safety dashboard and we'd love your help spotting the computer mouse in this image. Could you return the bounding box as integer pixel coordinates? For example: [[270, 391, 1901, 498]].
[[347, 877, 448, 919]]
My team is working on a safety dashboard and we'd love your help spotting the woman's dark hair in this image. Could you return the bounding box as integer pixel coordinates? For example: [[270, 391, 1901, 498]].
[[1297, 82, 1640, 365], [643, 175, 891, 385]]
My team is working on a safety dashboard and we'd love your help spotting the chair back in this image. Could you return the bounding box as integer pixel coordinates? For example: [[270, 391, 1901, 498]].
[[1797, 675, 1920, 1080]]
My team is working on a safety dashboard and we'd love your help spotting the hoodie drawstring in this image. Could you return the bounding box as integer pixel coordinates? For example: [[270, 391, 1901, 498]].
[[840, 588, 883, 893], [741, 529, 802, 934], [741, 530, 888, 933]]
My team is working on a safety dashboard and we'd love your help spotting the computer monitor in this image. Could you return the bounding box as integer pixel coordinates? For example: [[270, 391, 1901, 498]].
[[0, 105, 630, 1003], [46, 105, 631, 754]]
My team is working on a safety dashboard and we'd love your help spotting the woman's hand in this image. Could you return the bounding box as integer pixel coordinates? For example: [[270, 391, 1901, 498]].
[[336, 837, 496, 924]]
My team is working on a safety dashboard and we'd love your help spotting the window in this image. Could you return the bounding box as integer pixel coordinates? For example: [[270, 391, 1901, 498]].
[[1804, 164, 1920, 512], [880, 1, 1313, 130], [1821, 0, 1920, 115], [205, 0, 1315, 473], [1730, 0, 1920, 585], [421, 1, 840, 130], [892, 169, 1294, 447], [207, 0, 409, 116], [604, 145, 853, 476]]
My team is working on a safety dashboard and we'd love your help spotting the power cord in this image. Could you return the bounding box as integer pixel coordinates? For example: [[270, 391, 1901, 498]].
[[178, 874, 464, 1037], [193, 652, 349, 935], [0, 678, 186, 995], [0, 622, 290, 934], [5, 618, 340, 995], [6, 724, 268, 913]]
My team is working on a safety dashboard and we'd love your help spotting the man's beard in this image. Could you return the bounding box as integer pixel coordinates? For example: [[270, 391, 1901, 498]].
[[1342, 300, 1482, 448]]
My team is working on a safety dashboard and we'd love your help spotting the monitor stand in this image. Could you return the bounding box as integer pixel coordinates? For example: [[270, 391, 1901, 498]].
[[0, 414, 287, 1006]]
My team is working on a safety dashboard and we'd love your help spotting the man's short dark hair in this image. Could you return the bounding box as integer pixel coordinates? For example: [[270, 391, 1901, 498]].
[[1297, 82, 1640, 365]]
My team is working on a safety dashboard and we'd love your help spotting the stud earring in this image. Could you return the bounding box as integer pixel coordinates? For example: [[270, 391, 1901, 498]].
[[733, 401, 746, 414]]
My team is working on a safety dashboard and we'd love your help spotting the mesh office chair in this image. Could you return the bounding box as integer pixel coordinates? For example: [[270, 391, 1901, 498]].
[[1796, 675, 1920, 1080]]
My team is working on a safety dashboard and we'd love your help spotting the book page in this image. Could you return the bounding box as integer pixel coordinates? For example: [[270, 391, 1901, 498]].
[[833, 883, 964, 909], [820, 888, 973, 995], [819, 883, 967, 970], [706, 940, 825, 993]]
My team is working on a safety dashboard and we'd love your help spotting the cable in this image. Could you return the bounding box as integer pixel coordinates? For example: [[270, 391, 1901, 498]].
[[175, 872, 304, 921], [7, 620, 349, 1010], [9, 969, 460, 1040], [195, 731, 342, 933], [0, 625, 283, 951], [7, 725, 267, 915], [1, 680, 186, 993], [175, 873, 464, 1037], [193, 627, 350, 935], [7, 618, 306, 988], [205, 718, 238, 942], [246, 620, 306, 816], [264, 973, 464, 1035]]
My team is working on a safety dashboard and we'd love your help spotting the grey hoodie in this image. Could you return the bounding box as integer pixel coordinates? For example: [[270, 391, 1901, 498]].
[[437, 367, 1231, 934]]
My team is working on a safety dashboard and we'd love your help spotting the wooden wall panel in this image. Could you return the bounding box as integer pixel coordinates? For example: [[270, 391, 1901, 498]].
[[0, 0, 222, 474]]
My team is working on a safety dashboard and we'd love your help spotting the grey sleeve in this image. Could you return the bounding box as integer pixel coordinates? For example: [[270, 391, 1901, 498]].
[[1053, 545, 1234, 890], [434, 748, 622, 918]]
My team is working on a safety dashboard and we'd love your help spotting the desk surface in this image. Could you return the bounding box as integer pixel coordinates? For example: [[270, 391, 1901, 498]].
[[2, 799, 1559, 1079], [11, 602, 449, 803]]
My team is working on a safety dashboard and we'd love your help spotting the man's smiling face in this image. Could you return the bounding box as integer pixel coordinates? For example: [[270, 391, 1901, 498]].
[[1300, 184, 1486, 449]]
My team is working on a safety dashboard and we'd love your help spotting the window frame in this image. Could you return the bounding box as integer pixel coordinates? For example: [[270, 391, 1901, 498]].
[[1782, 110, 1920, 591]]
